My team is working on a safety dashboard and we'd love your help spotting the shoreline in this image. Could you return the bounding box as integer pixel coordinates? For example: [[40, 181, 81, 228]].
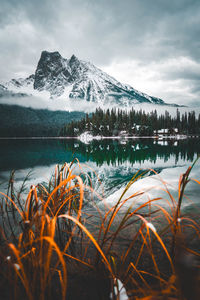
[[0, 135, 199, 140]]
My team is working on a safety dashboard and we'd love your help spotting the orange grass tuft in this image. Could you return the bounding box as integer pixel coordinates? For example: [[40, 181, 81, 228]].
[[0, 159, 199, 299]]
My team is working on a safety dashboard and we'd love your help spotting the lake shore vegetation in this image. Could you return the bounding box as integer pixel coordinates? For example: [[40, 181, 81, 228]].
[[0, 159, 200, 299]]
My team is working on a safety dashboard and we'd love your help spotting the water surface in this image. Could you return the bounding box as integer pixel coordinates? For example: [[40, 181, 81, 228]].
[[0, 138, 199, 212]]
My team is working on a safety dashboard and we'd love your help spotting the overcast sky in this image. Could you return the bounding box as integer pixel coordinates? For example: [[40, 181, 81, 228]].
[[0, 0, 200, 106]]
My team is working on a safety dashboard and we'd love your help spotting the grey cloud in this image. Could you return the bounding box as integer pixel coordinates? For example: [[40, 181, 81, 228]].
[[191, 86, 200, 94], [2, 0, 200, 62], [160, 68, 200, 81]]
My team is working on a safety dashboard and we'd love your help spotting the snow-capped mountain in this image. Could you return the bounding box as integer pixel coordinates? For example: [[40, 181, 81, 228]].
[[5, 50, 167, 105], [0, 83, 27, 98]]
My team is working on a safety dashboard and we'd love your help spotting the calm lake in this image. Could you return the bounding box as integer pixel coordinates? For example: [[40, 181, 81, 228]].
[[0, 138, 200, 214]]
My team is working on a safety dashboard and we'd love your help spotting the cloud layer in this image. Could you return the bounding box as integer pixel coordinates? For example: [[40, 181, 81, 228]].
[[0, 0, 200, 106]]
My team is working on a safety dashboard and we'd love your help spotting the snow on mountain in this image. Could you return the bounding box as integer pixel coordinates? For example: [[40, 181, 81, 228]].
[[0, 83, 27, 98], [6, 74, 35, 90], [4, 50, 167, 106]]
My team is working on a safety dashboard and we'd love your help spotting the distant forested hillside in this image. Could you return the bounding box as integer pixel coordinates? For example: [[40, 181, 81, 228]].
[[0, 104, 85, 137]]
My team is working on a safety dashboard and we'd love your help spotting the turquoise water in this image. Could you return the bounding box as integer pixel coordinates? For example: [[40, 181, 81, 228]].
[[0, 138, 198, 170], [0, 138, 199, 211]]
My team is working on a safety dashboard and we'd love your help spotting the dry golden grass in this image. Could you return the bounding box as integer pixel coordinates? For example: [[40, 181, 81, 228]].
[[0, 159, 199, 299]]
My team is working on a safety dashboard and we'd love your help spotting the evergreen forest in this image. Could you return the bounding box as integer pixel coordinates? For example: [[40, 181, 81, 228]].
[[61, 108, 200, 137]]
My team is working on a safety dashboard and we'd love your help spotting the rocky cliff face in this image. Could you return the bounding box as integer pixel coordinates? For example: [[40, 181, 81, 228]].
[[34, 51, 71, 97], [5, 50, 166, 105]]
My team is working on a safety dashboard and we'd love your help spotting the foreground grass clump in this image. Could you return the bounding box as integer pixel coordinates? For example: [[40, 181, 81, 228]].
[[0, 159, 200, 299]]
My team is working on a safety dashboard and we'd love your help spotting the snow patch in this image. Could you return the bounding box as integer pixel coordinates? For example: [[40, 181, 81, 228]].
[[78, 132, 94, 144], [112, 279, 129, 300]]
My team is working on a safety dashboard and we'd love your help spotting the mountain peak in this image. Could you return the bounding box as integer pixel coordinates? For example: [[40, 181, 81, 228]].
[[69, 54, 80, 68], [70, 54, 78, 61], [5, 50, 168, 106], [40, 50, 62, 60], [33, 50, 68, 93]]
